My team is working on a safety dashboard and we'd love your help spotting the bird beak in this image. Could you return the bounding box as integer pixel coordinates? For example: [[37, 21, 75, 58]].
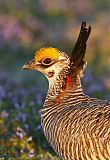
[[22, 64, 31, 70], [22, 59, 40, 70], [22, 59, 43, 73]]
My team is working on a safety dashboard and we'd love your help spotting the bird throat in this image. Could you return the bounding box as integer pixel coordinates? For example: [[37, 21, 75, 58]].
[[47, 66, 83, 103]]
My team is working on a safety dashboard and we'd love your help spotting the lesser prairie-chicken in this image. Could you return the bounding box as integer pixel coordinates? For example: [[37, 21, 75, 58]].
[[23, 22, 110, 160]]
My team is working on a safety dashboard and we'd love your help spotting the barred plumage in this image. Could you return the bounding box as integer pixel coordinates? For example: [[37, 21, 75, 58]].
[[41, 68, 110, 160], [23, 21, 110, 160], [42, 90, 110, 159]]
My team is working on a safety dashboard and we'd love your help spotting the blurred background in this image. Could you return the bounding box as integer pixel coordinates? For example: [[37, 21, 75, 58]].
[[0, 0, 110, 159]]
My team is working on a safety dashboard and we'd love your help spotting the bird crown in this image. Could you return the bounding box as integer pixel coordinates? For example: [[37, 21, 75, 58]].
[[35, 47, 59, 62]]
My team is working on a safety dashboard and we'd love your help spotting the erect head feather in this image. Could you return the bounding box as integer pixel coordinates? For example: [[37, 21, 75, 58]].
[[35, 47, 59, 62]]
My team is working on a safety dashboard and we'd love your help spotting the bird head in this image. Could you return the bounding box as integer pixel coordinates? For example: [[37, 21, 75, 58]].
[[23, 47, 70, 88]]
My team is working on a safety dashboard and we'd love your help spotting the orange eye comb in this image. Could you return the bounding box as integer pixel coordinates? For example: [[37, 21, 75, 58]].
[[35, 47, 59, 62]]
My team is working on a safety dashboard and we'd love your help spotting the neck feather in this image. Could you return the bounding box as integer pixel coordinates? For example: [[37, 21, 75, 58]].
[[43, 74, 86, 110], [42, 64, 88, 111], [47, 66, 84, 100]]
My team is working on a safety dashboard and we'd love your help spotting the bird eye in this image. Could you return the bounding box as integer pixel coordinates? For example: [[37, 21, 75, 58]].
[[42, 58, 53, 66]]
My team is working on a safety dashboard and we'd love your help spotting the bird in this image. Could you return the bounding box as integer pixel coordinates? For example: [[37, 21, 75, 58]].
[[23, 21, 110, 160]]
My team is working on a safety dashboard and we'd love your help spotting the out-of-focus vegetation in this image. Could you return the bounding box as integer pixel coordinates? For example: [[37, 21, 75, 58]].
[[0, 0, 110, 159]]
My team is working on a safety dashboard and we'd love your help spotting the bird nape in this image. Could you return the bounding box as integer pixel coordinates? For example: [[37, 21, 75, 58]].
[[23, 21, 110, 160]]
